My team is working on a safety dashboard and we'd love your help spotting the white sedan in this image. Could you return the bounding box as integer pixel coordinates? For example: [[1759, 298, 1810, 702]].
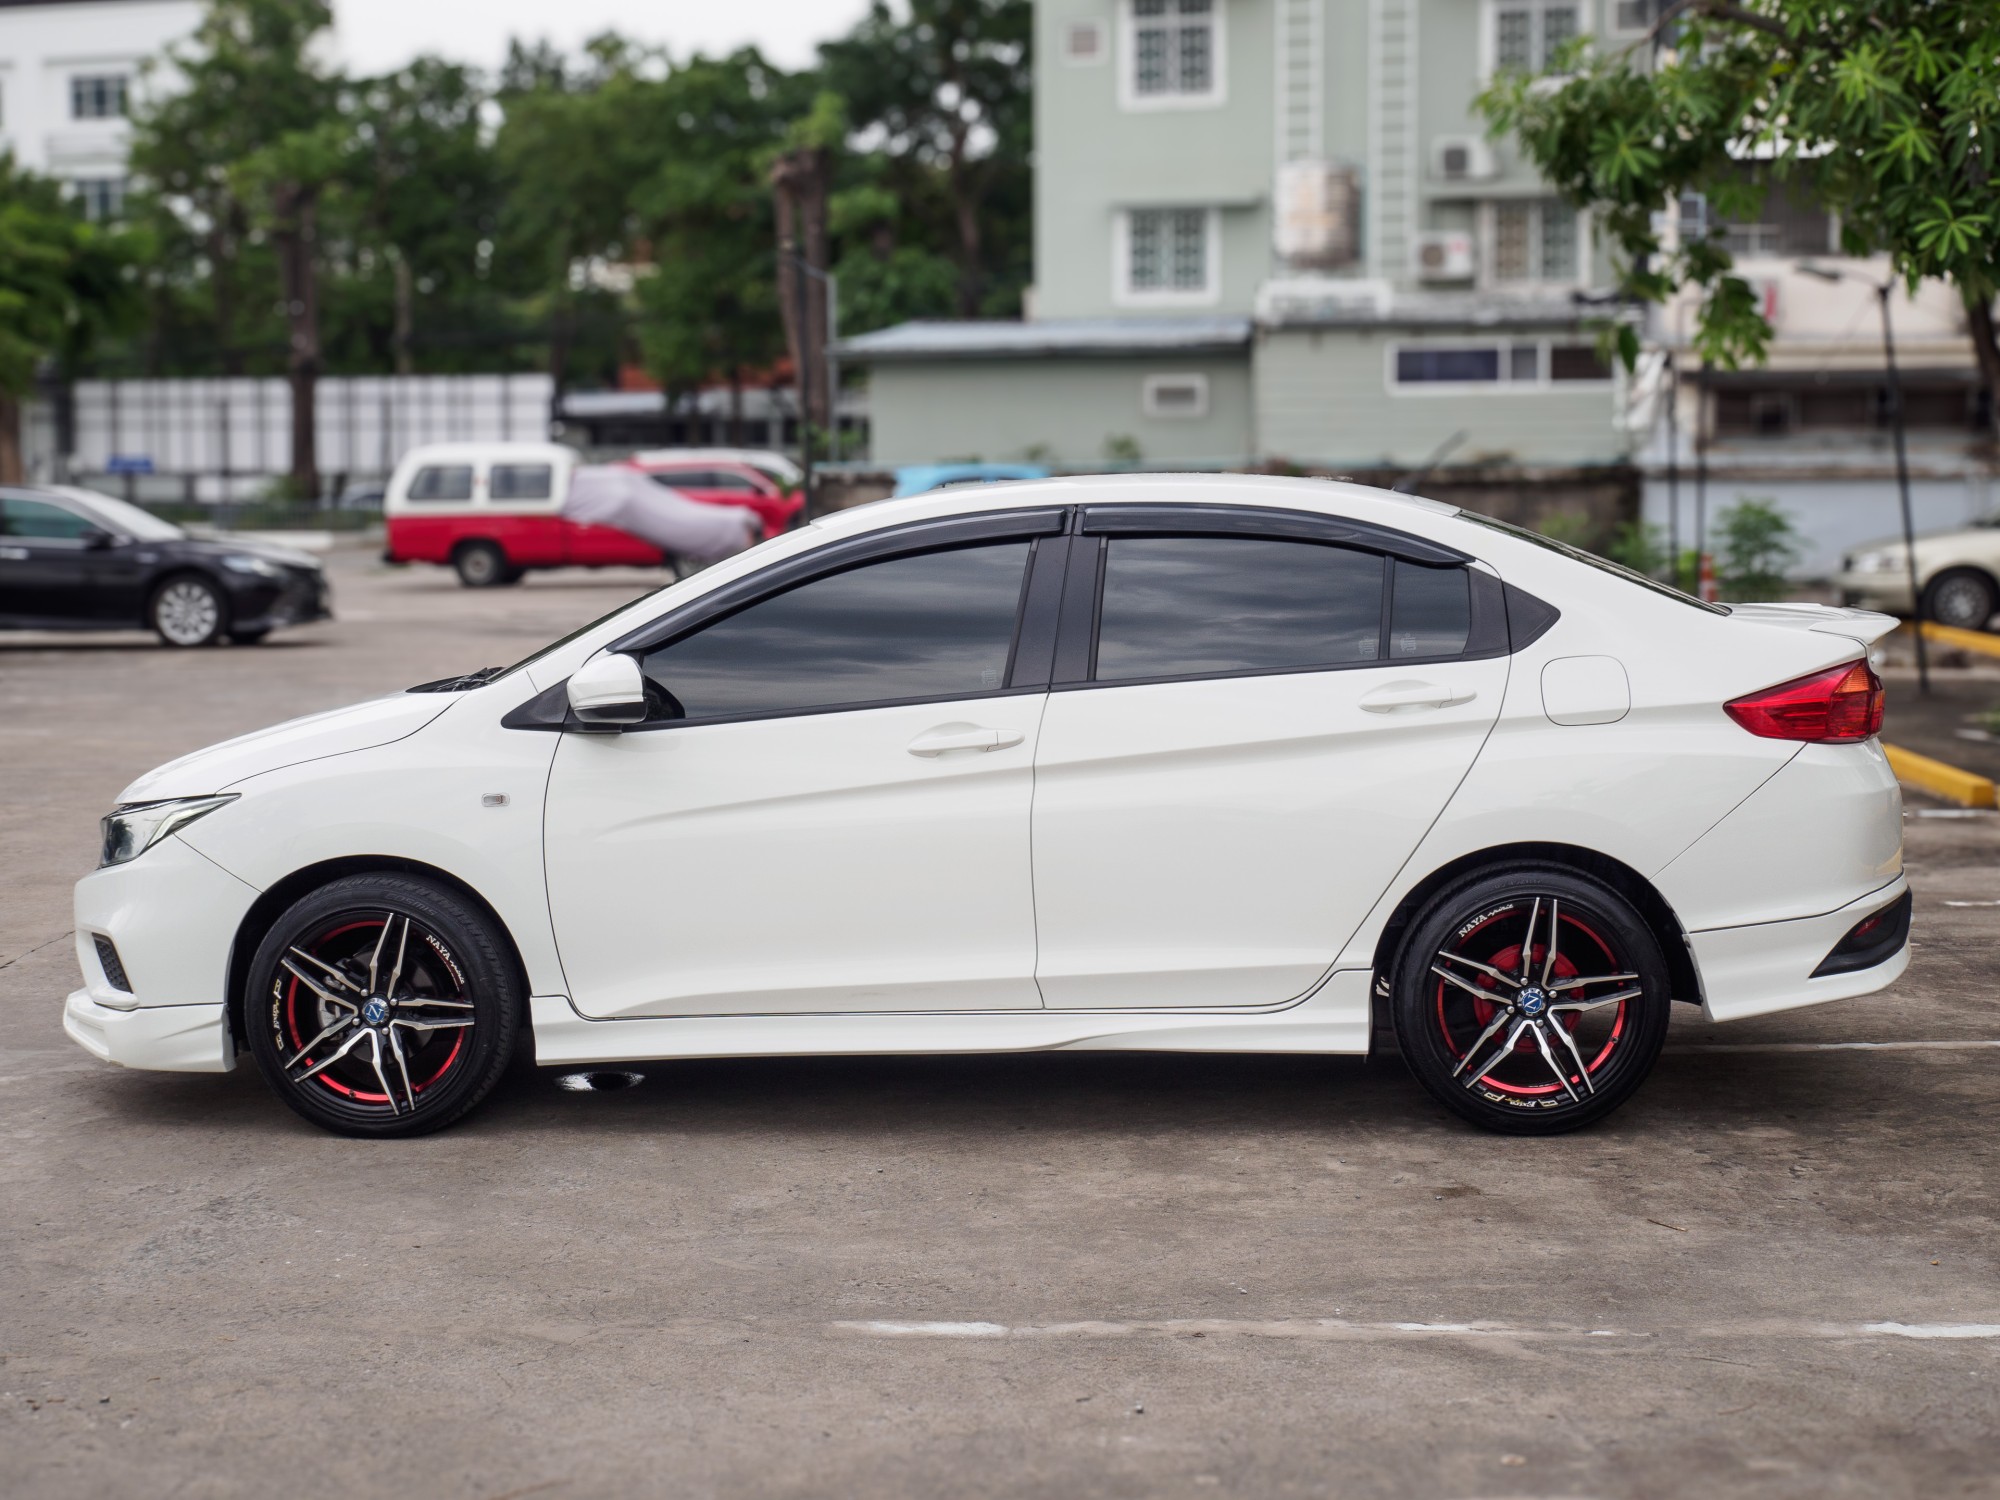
[[1837, 517, 2000, 629], [65, 475, 1910, 1137]]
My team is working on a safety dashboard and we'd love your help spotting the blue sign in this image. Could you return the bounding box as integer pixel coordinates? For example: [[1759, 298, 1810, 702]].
[[106, 454, 155, 475]]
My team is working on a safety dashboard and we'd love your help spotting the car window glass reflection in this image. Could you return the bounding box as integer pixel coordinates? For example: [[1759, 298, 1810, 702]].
[[1095, 536, 1385, 681], [1390, 561, 1471, 658], [2, 498, 95, 540], [642, 541, 1032, 720], [490, 464, 552, 501], [408, 466, 473, 502]]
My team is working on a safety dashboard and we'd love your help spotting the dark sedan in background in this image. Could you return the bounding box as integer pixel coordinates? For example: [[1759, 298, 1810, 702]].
[[0, 486, 331, 647]]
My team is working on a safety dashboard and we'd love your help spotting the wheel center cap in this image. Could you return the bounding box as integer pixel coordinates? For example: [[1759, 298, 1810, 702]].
[[1518, 987, 1548, 1016], [362, 997, 389, 1025]]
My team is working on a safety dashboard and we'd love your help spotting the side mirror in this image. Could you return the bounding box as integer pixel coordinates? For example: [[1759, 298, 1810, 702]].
[[566, 652, 648, 729], [81, 526, 117, 550]]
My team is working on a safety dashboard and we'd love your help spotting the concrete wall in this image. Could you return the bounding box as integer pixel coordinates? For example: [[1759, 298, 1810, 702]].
[[1254, 326, 1630, 468], [864, 356, 1256, 467], [1034, 0, 1276, 318]]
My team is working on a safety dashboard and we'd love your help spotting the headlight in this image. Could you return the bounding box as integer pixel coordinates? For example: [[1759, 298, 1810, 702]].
[[99, 795, 238, 867], [220, 555, 283, 578], [1850, 550, 1900, 575]]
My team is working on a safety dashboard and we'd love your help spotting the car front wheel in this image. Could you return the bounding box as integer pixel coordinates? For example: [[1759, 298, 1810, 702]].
[[1391, 866, 1672, 1135], [244, 873, 522, 1137], [150, 575, 228, 647]]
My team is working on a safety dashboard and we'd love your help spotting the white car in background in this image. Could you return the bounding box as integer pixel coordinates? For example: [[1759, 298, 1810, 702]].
[[65, 475, 1909, 1138], [1838, 519, 2000, 629]]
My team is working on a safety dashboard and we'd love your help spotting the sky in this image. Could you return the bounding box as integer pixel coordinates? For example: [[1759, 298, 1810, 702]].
[[330, 0, 878, 77]]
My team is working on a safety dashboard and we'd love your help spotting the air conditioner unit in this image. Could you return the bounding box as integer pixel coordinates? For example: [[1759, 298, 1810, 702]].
[[1431, 136, 1497, 183], [1413, 232, 1476, 282]]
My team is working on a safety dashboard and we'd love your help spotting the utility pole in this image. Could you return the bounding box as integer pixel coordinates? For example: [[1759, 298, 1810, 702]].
[[1800, 262, 1930, 694]]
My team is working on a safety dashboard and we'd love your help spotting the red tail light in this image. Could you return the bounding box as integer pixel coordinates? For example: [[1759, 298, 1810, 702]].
[[1725, 660, 1885, 743]]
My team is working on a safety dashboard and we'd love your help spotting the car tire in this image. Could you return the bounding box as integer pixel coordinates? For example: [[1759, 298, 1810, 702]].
[[149, 573, 228, 647], [1921, 568, 1997, 631], [243, 873, 523, 1138], [228, 628, 271, 646], [453, 541, 510, 588], [1390, 865, 1673, 1135]]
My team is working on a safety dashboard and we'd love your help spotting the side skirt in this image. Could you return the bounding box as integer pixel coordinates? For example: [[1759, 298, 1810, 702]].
[[528, 971, 1374, 1066]]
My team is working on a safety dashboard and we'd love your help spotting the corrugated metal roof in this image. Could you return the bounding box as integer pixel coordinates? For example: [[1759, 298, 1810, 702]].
[[834, 317, 1253, 361]]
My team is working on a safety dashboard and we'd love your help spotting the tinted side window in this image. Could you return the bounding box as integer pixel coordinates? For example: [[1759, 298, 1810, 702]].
[[2, 498, 95, 540], [1094, 535, 1384, 681], [650, 471, 716, 490], [407, 465, 473, 502], [491, 464, 553, 500], [1390, 561, 1471, 658], [641, 541, 1032, 721]]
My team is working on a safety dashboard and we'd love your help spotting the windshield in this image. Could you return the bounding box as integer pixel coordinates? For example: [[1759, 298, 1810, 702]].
[[499, 584, 673, 679], [1458, 512, 1731, 616], [63, 489, 186, 542]]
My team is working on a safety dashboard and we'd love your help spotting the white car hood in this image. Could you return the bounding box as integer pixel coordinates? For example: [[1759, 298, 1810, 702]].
[[118, 693, 453, 802]]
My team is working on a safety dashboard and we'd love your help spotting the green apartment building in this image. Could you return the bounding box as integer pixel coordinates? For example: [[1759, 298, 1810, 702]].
[[840, 0, 1649, 493]]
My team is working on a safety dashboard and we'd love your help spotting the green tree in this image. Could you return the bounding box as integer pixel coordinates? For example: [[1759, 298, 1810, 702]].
[[0, 158, 141, 479], [340, 58, 497, 375], [1477, 0, 2000, 426], [630, 52, 807, 435], [131, 0, 342, 495], [1715, 496, 1803, 601], [819, 0, 1033, 319]]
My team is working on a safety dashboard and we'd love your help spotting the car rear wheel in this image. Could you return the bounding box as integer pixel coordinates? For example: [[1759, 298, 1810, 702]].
[[1921, 568, 1997, 631], [1391, 866, 1672, 1135], [452, 540, 510, 588], [244, 874, 522, 1137], [150, 575, 227, 647]]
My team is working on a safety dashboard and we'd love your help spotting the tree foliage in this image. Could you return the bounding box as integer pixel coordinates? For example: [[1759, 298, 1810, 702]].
[[1477, 0, 2000, 419]]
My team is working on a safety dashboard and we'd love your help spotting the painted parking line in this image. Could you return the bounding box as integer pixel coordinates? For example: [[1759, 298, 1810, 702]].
[[832, 1318, 2000, 1342], [1665, 1040, 2000, 1054], [1919, 620, 2000, 660], [1882, 742, 1998, 809]]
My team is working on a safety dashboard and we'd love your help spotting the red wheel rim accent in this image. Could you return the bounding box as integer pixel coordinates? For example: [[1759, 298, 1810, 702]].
[[280, 915, 468, 1107], [1432, 902, 1630, 1098]]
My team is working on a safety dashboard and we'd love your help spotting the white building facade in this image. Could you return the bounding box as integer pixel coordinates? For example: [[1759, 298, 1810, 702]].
[[0, 0, 200, 218]]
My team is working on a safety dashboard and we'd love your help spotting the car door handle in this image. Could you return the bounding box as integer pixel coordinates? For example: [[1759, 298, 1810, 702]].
[[906, 725, 1026, 757], [1360, 681, 1477, 713]]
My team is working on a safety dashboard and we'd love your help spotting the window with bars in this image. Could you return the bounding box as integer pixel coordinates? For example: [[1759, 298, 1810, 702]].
[[70, 74, 128, 120], [1491, 199, 1579, 284], [1130, 0, 1218, 100], [70, 178, 125, 223], [1492, 1, 1580, 72], [1123, 207, 1212, 300]]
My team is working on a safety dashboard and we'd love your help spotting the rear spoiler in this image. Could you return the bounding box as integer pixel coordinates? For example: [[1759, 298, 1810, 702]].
[[1725, 602, 1901, 647]]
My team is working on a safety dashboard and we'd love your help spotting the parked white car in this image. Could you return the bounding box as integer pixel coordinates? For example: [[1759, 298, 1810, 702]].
[[66, 475, 1909, 1138], [1837, 518, 2000, 629]]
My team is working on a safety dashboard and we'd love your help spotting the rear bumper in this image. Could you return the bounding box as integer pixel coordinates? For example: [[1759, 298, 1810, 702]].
[[64, 991, 235, 1072], [1835, 574, 1915, 615], [1694, 878, 1911, 1023]]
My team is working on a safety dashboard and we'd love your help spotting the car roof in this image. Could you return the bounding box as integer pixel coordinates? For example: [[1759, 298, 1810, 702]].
[[394, 442, 575, 466]]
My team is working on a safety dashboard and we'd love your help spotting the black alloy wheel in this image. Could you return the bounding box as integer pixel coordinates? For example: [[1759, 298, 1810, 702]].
[[1922, 568, 1998, 631], [150, 573, 228, 647], [244, 874, 521, 1137], [453, 540, 509, 588], [1391, 866, 1672, 1135]]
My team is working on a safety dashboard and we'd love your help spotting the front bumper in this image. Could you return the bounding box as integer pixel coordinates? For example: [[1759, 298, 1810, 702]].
[[232, 568, 333, 633], [64, 991, 235, 1072]]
